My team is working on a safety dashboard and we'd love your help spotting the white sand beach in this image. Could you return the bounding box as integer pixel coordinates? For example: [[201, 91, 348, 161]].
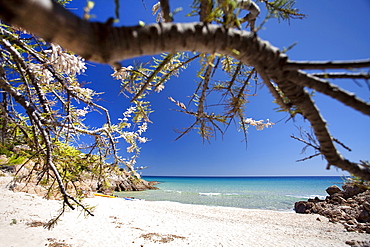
[[0, 176, 369, 247]]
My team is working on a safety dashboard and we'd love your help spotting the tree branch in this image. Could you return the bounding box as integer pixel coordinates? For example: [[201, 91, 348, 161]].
[[310, 72, 370, 80], [0, 73, 94, 216], [254, 64, 292, 112], [285, 59, 370, 70], [240, 0, 260, 31], [131, 53, 174, 102], [273, 77, 369, 177], [285, 71, 370, 116], [0, 37, 53, 116], [199, 0, 213, 23], [159, 0, 172, 22]]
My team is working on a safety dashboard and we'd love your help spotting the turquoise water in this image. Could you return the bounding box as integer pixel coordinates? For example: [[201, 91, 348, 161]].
[[115, 176, 346, 211]]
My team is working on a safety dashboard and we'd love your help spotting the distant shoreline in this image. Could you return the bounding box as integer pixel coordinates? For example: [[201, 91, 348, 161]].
[[116, 176, 346, 211], [143, 175, 347, 178]]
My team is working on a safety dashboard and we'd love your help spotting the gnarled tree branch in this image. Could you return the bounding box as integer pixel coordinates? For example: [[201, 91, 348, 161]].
[[0, 72, 94, 216], [0, 0, 369, 180], [285, 71, 370, 116]]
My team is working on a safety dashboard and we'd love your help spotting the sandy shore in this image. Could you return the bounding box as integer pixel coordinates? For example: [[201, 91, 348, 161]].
[[0, 176, 369, 247]]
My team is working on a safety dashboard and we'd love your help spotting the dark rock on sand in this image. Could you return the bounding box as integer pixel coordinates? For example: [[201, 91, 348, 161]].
[[295, 180, 370, 234], [326, 185, 342, 195]]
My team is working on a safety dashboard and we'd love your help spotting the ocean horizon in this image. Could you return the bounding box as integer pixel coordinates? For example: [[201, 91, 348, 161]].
[[115, 176, 347, 211]]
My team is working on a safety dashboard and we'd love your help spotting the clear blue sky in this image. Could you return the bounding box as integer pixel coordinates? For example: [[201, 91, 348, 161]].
[[70, 0, 370, 176]]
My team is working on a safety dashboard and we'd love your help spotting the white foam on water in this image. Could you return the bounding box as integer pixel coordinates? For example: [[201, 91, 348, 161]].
[[199, 192, 221, 196], [285, 194, 326, 200]]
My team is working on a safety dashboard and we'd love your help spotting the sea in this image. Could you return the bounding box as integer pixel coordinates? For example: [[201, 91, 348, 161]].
[[115, 176, 347, 211]]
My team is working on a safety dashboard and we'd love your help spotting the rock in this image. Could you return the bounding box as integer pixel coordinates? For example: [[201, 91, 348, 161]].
[[347, 219, 357, 225], [93, 172, 159, 194], [5, 163, 157, 200], [326, 185, 342, 195], [329, 195, 347, 204], [358, 210, 370, 223], [345, 240, 370, 247], [0, 165, 15, 173], [342, 183, 367, 199], [346, 240, 370, 246], [0, 154, 9, 165], [13, 144, 31, 153], [347, 198, 356, 205], [308, 197, 324, 203], [323, 208, 343, 222], [12, 182, 46, 198], [295, 181, 370, 234], [364, 201, 370, 212], [294, 201, 315, 214]]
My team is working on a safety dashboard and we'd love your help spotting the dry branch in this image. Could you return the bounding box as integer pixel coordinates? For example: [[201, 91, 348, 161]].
[[311, 72, 370, 80], [285, 59, 370, 70]]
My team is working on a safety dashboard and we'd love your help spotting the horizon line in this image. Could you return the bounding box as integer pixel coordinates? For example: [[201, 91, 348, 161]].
[[141, 175, 348, 177]]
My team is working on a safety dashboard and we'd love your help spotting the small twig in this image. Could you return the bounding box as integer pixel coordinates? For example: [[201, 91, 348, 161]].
[[291, 133, 322, 162], [333, 138, 352, 152], [290, 135, 320, 151], [296, 153, 321, 162], [131, 53, 174, 102], [154, 54, 200, 92]]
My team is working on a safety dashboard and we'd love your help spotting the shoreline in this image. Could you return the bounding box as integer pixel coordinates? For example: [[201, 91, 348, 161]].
[[1, 176, 369, 246], [116, 193, 297, 213], [132, 175, 345, 211]]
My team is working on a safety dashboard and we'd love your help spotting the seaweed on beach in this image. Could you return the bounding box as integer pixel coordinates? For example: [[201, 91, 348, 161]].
[[140, 232, 186, 243]]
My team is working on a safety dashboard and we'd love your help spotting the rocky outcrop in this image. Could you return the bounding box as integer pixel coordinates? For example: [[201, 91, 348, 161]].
[[95, 172, 159, 194], [1, 160, 158, 199], [295, 181, 370, 234]]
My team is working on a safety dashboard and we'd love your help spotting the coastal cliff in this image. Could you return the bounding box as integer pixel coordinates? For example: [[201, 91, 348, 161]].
[[0, 158, 158, 200], [295, 179, 370, 234]]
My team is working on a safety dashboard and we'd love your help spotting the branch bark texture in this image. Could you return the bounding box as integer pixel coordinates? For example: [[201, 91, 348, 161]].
[[0, 0, 369, 179]]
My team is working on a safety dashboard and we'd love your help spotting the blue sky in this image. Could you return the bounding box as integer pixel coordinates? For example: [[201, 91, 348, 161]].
[[70, 0, 370, 176]]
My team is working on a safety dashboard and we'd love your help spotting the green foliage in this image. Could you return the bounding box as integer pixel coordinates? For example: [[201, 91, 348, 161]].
[[259, 0, 306, 23], [6, 154, 27, 166], [117, 48, 270, 142], [189, 0, 246, 27], [189, 0, 306, 28], [53, 141, 91, 181], [56, 0, 73, 5], [0, 144, 12, 157], [0, 12, 152, 215]]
